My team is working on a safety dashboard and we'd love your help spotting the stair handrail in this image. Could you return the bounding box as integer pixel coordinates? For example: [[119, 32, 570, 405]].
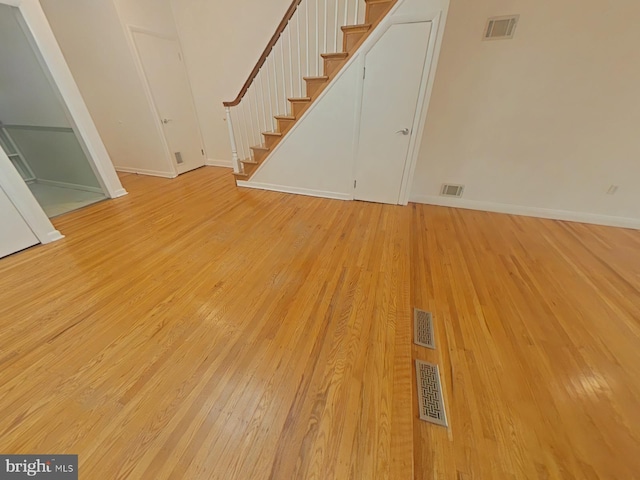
[[223, 0, 305, 107]]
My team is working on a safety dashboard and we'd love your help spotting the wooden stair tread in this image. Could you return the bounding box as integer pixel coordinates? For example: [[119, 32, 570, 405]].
[[288, 97, 311, 102], [303, 76, 329, 81], [341, 24, 372, 32], [321, 52, 348, 59], [365, 0, 393, 4], [274, 115, 296, 120], [250, 145, 270, 151], [233, 169, 257, 179], [262, 131, 283, 137]]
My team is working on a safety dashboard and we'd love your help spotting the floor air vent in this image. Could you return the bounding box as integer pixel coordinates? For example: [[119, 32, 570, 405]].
[[415, 360, 448, 427], [440, 184, 464, 198], [414, 308, 435, 349]]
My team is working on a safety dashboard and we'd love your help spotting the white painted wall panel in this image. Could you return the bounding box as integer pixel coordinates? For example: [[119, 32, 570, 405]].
[[410, 0, 640, 225], [0, 185, 38, 259], [249, 61, 360, 197]]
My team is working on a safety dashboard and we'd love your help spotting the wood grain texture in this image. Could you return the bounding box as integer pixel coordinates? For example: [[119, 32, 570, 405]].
[[1, 167, 639, 479], [410, 205, 640, 480], [0, 167, 411, 479]]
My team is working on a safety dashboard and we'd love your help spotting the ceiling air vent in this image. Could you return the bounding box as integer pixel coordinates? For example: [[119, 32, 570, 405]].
[[484, 15, 519, 40], [440, 184, 464, 198]]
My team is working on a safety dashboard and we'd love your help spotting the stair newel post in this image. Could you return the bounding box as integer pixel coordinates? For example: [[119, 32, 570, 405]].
[[225, 106, 242, 174]]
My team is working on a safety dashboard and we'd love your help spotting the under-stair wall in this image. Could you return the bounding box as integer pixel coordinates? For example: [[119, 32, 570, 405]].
[[242, 59, 362, 198], [224, 0, 371, 177], [228, 0, 449, 200]]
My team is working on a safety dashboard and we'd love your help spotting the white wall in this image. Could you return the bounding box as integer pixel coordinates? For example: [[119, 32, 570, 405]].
[[116, 0, 178, 36], [0, 183, 39, 258], [40, 0, 175, 177], [410, 0, 640, 225], [246, 61, 361, 199], [169, 0, 292, 162]]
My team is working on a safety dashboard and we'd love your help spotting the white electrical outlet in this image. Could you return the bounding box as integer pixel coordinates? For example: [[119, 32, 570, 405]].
[[606, 185, 619, 195]]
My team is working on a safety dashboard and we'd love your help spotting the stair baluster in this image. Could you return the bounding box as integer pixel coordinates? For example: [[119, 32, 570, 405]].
[[223, 0, 394, 180]]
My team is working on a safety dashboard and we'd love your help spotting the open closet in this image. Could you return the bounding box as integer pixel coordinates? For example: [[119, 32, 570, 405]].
[[0, 0, 125, 259], [0, 2, 106, 218]]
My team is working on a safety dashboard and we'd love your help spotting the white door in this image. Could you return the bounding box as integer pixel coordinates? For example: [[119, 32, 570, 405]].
[[133, 31, 205, 174], [354, 21, 432, 204], [0, 185, 38, 258]]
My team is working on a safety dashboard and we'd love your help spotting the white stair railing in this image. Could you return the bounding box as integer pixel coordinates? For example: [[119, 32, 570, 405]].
[[223, 0, 368, 174]]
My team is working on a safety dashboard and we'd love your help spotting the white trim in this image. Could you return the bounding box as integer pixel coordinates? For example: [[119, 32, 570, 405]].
[[111, 188, 128, 198], [35, 179, 105, 194], [410, 194, 640, 230], [236, 181, 352, 201], [205, 159, 233, 168], [6, 0, 127, 200], [115, 166, 177, 178], [43, 230, 64, 243]]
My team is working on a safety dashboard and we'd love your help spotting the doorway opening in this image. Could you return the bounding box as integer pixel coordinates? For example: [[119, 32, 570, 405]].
[[0, 3, 106, 218]]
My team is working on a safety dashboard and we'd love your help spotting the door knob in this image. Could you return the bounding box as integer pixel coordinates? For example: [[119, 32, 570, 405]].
[[395, 128, 410, 135], [162, 118, 173, 124]]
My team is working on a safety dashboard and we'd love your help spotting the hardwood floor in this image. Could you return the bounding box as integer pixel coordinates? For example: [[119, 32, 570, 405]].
[[410, 206, 640, 479], [0, 167, 638, 479]]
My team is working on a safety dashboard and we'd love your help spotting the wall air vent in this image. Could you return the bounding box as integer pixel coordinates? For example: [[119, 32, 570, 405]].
[[484, 15, 519, 40], [440, 184, 464, 198], [175, 152, 184, 164]]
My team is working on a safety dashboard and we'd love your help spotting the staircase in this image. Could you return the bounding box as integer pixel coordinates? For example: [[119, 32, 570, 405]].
[[223, 0, 397, 180]]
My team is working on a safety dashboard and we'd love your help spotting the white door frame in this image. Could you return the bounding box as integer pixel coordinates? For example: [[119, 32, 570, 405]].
[[0, 0, 127, 244], [351, 0, 450, 205], [126, 24, 207, 177], [0, 147, 62, 243]]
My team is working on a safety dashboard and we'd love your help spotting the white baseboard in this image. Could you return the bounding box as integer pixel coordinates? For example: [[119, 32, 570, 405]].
[[206, 159, 233, 168], [111, 188, 128, 198], [410, 194, 640, 230], [36, 178, 104, 194], [115, 166, 177, 178], [42, 229, 64, 244], [236, 181, 352, 201]]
